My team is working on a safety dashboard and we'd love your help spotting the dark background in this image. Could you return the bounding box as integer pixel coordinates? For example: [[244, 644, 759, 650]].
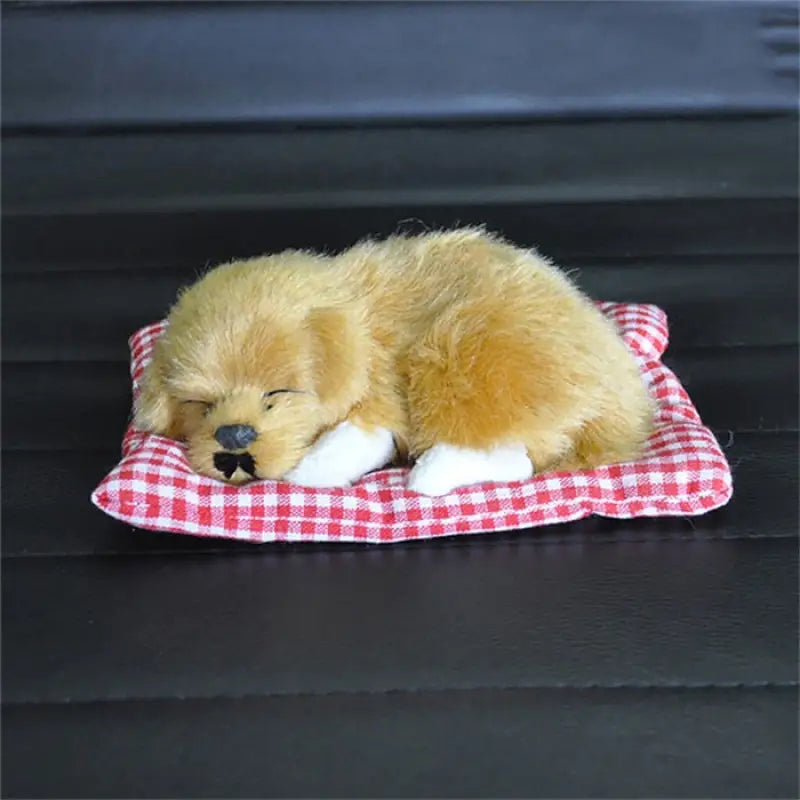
[[2, 2, 798, 797]]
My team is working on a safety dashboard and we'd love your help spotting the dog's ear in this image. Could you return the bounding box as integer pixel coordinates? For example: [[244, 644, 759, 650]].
[[306, 305, 370, 415], [134, 349, 182, 438]]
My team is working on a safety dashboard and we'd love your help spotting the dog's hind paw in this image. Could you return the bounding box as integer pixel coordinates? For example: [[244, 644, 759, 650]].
[[407, 442, 533, 496]]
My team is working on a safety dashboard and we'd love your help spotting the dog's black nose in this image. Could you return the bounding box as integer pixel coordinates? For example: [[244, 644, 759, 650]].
[[214, 424, 257, 450]]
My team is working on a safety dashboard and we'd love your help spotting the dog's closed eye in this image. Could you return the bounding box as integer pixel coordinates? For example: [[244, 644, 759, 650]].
[[182, 400, 213, 416], [263, 389, 306, 410]]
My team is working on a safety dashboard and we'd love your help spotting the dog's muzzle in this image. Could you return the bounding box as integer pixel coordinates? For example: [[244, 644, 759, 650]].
[[213, 451, 257, 480]]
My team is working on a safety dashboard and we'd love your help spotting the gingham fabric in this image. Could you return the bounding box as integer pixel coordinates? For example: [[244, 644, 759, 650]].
[[91, 303, 733, 543]]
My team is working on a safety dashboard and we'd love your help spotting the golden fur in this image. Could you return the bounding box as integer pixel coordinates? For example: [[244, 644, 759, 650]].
[[135, 228, 654, 485]]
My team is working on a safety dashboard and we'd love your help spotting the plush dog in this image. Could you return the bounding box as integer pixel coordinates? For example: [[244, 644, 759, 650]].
[[135, 228, 654, 495]]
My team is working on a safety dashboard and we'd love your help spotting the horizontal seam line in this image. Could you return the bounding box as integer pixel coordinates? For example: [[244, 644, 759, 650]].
[[2, 197, 797, 221], [5, 195, 799, 217], [7, 681, 798, 708], [3, 110, 796, 137], [6, 188, 797, 208], [3, 532, 797, 561], [4, 253, 798, 274], [5, 680, 798, 708]]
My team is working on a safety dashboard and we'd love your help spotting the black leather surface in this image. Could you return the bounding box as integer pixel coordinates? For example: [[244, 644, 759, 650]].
[[4, 199, 798, 271], [4, 538, 798, 705], [3, 687, 797, 799], [3, 1, 796, 128], [4, 118, 798, 215], [4, 255, 799, 361], [2, 2, 798, 797]]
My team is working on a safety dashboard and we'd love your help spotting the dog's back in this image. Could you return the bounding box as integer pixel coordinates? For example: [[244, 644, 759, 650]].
[[336, 229, 654, 470]]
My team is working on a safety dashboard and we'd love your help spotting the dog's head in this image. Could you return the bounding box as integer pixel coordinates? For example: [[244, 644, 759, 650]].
[[134, 258, 370, 483]]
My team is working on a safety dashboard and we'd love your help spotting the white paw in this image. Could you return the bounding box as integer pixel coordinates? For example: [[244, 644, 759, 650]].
[[284, 421, 395, 489], [283, 459, 353, 489], [407, 442, 533, 496]]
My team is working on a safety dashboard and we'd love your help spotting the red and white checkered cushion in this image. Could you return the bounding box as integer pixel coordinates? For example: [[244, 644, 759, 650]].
[[91, 303, 732, 543]]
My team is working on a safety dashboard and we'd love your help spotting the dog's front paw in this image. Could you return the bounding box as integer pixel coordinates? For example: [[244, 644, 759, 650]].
[[283, 452, 354, 489], [407, 443, 534, 496], [284, 421, 395, 489]]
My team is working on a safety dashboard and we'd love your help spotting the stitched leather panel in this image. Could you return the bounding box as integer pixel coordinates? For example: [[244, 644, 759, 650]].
[[3, 255, 798, 362], [4, 119, 797, 215], [4, 199, 798, 272], [3, 538, 797, 704], [3, 687, 798, 798], [3, 2, 796, 128]]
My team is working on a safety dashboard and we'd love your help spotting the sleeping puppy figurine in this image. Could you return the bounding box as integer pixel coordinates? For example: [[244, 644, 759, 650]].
[[135, 228, 654, 496]]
